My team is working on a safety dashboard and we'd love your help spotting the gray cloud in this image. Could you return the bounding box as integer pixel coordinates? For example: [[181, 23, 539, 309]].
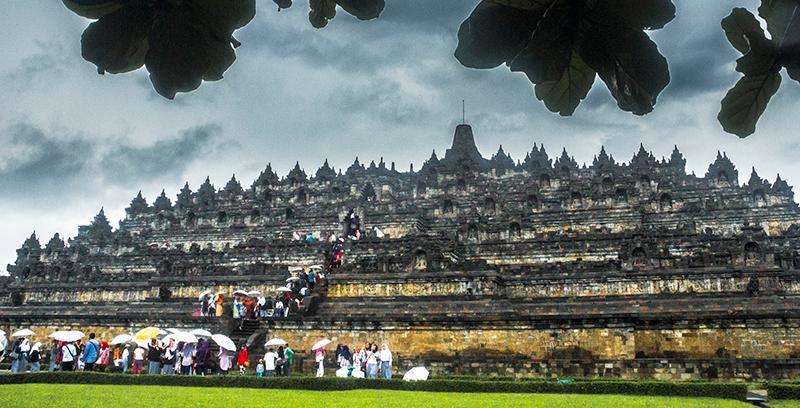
[[0, 123, 94, 197], [100, 124, 220, 185]]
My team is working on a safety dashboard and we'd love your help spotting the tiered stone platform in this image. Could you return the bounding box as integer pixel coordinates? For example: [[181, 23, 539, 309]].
[[2, 124, 800, 379]]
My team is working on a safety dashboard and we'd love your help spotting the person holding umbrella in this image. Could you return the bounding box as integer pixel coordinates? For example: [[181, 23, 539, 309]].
[[61, 341, 78, 371], [29, 342, 41, 372], [284, 343, 294, 377], [147, 338, 162, 374], [312, 338, 332, 377], [162, 339, 178, 375]]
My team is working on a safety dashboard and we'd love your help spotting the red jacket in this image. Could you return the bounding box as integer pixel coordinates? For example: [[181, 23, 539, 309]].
[[237, 348, 249, 365]]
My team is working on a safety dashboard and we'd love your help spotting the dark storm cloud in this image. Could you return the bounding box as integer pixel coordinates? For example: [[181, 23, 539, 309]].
[[0, 123, 220, 200], [99, 124, 221, 185], [0, 123, 93, 196]]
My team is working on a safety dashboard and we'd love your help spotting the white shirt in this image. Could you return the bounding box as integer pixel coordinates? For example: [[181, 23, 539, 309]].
[[264, 351, 278, 370], [133, 347, 145, 361], [121, 348, 129, 362], [379, 349, 392, 364], [61, 344, 77, 362]]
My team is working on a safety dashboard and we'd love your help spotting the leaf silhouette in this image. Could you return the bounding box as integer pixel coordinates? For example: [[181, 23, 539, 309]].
[[305, 0, 385, 28], [534, 50, 595, 116], [64, 0, 256, 99], [719, 2, 800, 137], [455, 0, 675, 116]]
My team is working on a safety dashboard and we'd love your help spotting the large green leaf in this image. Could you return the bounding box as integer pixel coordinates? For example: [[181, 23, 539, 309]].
[[81, 6, 153, 74], [579, 26, 670, 115], [758, 0, 800, 46], [534, 50, 596, 116], [455, 0, 673, 117], [146, 8, 236, 99], [718, 72, 782, 138], [455, 2, 544, 69], [735, 32, 780, 76], [509, 0, 583, 84], [721, 8, 765, 55]]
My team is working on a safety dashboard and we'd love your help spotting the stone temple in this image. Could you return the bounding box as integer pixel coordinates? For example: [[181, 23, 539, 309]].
[[3, 124, 800, 379]]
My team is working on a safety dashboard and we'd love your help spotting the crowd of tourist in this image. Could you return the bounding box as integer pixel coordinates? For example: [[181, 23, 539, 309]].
[[322, 342, 393, 379], [5, 331, 395, 380], [198, 266, 326, 326]]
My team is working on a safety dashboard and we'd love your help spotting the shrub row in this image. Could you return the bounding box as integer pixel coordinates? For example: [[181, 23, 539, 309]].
[[766, 383, 800, 400], [0, 372, 748, 400]]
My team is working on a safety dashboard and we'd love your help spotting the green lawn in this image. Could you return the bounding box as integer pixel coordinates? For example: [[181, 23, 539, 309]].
[[0, 384, 753, 408], [771, 401, 800, 408]]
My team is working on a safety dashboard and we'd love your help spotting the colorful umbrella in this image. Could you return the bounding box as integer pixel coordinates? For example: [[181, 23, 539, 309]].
[[134, 327, 160, 340], [211, 334, 236, 351], [311, 338, 332, 351]]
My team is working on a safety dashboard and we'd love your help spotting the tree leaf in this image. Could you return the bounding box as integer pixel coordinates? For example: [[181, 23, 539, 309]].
[[788, 64, 800, 82], [591, 0, 676, 30], [455, 1, 545, 69], [718, 72, 782, 137], [146, 8, 235, 99], [81, 6, 153, 74], [721, 8, 764, 55], [735, 32, 780, 76], [579, 26, 670, 115], [62, 0, 122, 20], [273, 0, 293, 10], [509, 0, 583, 84], [337, 0, 385, 21], [758, 0, 800, 46], [309, 0, 337, 28], [534, 50, 596, 116]]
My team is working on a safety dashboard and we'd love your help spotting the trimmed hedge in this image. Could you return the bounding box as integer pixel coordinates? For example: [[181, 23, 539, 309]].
[[766, 383, 800, 400], [0, 372, 748, 400]]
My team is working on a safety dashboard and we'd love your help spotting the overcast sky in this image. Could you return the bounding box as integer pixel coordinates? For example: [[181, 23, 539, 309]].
[[1, 0, 798, 273]]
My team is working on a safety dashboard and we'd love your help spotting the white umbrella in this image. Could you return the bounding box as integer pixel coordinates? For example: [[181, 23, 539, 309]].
[[50, 331, 84, 343], [311, 338, 332, 351], [211, 334, 237, 351], [158, 329, 168, 335], [233, 290, 248, 296], [0, 335, 7, 351], [265, 338, 287, 347], [165, 328, 182, 334], [11, 329, 35, 337], [134, 339, 150, 349], [190, 329, 213, 338], [198, 290, 213, 300], [286, 277, 300, 282], [276, 286, 291, 292], [110, 334, 133, 345], [166, 332, 198, 344], [247, 290, 262, 297], [309, 265, 323, 270], [0, 329, 5, 336], [403, 366, 430, 381], [289, 266, 303, 272]]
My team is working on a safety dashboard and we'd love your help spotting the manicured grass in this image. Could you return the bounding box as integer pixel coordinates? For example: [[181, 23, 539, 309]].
[[0, 384, 752, 408], [771, 401, 800, 408]]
